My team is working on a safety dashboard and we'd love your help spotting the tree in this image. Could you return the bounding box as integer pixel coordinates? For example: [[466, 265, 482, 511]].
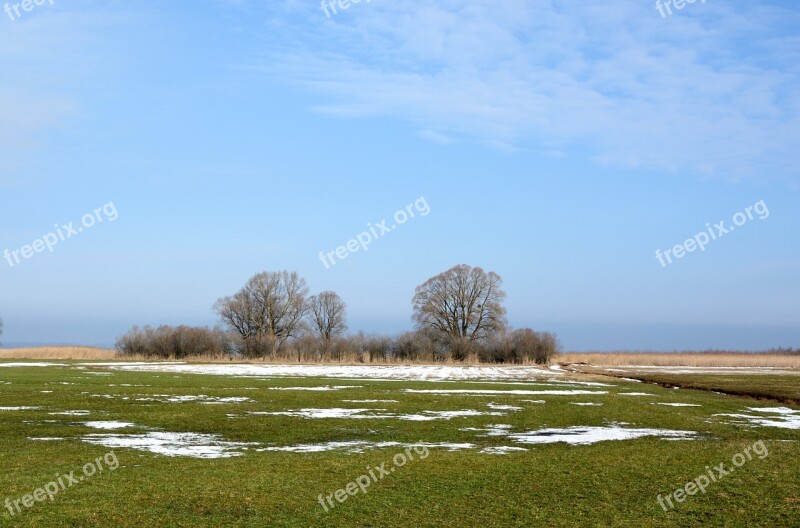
[[307, 291, 347, 342], [412, 264, 507, 359], [214, 271, 309, 357]]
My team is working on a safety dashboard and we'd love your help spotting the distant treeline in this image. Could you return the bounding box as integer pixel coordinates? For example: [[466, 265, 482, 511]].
[[115, 264, 560, 364], [115, 325, 559, 364]]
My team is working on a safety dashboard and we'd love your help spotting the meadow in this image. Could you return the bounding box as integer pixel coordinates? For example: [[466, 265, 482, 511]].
[[1, 360, 799, 527]]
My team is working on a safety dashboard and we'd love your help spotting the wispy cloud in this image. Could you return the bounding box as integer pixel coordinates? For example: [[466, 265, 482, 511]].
[[241, 0, 800, 182]]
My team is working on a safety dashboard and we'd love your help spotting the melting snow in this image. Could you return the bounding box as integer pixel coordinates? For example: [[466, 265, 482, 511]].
[[0, 406, 41, 411], [0, 362, 64, 367], [486, 403, 524, 411], [342, 399, 399, 403], [268, 386, 361, 391], [134, 395, 253, 404], [404, 389, 607, 396], [653, 403, 701, 408], [715, 407, 800, 430], [507, 426, 696, 445], [50, 410, 92, 416], [82, 432, 257, 458], [480, 446, 528, 454], [570, 402, 603, 406], [103, 363, 556, 381], [83, 421, 136, 430], [258, 441, 474, 453], [547, 379, 615, 387], [461, 424, 514, 437], [462, 424, 695, 445], [249, 408, 506, 421], [251, 408, 373, 419]]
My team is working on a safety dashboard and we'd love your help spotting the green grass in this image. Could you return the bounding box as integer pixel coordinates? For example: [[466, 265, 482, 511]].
[[1, 363, 799, 527], [603, 373, 800, 402]]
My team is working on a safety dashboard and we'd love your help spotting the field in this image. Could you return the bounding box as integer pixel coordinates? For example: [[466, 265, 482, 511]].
[[572, 369, 800, 403], [1, 360, 799, 527]]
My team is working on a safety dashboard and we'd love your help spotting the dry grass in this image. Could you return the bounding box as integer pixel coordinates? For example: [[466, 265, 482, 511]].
[[6, 347, 798, 369], [0, 348, 498, 365], [0, 347, 118, 360], [558, 352, 800, 368]]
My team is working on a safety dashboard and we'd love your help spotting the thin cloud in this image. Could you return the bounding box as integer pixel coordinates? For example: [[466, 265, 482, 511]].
[[243, 0, 800, 181]]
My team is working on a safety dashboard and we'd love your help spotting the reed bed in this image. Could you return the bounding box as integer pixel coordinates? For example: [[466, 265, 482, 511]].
[[559, 351, 800, 368]]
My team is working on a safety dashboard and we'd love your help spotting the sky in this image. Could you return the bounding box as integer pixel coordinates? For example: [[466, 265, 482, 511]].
[[1, 0, 799, 351]]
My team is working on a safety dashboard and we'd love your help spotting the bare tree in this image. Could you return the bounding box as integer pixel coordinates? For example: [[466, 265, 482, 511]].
[[214, 271, 309, 357], [213, 290, 257, 340], [412, 264, 506, 359], [307, 291, 347, 342]]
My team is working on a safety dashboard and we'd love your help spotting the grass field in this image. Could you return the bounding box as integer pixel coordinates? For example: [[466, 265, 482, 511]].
[[573, 366, 800, 404], [580, 370, 800, 403], [1, 361, 799, 527]]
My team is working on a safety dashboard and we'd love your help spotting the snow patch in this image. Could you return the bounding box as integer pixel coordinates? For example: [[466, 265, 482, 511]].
[[82, 432, 257, 458], [268, 386, 361, 391], [714, 407, 800, 430], [83, 421, 136, 430], [257, 441, 473, 453], [103, 363, 556, 381], [134, 395, 253, 404], [249, 408, 506, 421], [0, 362, 64, 367], [508, 426, 696, 445], [486, 402, 524, 411], [342, 399, 399, 403], [480, 446, 528, 454], [405, 389, 607, 396]]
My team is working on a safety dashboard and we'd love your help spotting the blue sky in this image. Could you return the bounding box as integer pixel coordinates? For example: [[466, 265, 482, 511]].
[[1, 0, 799, 351]]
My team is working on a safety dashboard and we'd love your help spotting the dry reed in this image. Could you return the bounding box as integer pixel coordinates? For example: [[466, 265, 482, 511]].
[[0, 347, 118, 360], [558, 352, 800, 369]]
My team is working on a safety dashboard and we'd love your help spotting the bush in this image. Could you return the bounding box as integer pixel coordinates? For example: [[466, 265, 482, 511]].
[[116, 324, 560, 364], [478, 329, 560, 364], [116, 325, 236, 358]]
